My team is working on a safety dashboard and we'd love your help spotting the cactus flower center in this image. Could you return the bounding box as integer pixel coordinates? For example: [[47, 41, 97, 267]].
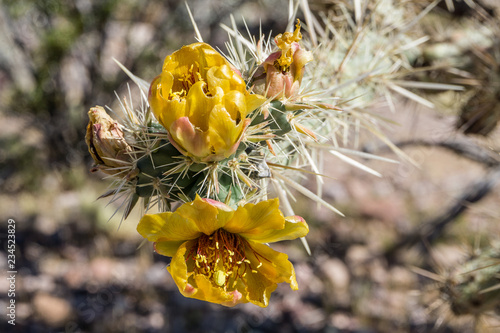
[[188, 229, 264, 289]]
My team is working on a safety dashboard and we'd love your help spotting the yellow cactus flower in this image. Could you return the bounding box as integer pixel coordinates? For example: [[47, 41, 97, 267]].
[[149, 43, 266, 163], [263, 20, 313, 99], [137, 195, 309, 307]]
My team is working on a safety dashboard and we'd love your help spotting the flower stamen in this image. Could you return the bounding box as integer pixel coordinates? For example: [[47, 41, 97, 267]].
[[187, 229, 264, 290], [274, 20, 303, 72]]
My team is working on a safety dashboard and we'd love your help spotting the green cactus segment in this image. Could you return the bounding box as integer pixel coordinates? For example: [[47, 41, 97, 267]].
[[135, 141, 180, 177], [118, 136, 254, 212], [216, 170, 244, 207], [147, 121, 167, 133], [444, 246, 500, 316], [134, 141, 198, 199], [250, 100, 293, 137]]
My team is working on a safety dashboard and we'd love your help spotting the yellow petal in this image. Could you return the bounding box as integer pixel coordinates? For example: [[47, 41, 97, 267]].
[[186, 81, 223, 131], [206, 65, 231, 94], [241, 215, 309, 244], [175, 195, 232, 235], [241, 264, 277, 307], [167, 240, 244, 306], [137, 211, 202, 242], [191, 274, 244, 306], [158, 72, 186, 128], [170, 117, 211, 158], [148, 75, 166, 120], [149, 73, 188, 131], [201, 197, 233, 212], [234, 240, 298, 307], [246, 241, 298, 290], [200, 198, 235, 228], [292, 47, 313, 82], [207, 105, 243, 157], [245, 93, 266, 113], [222, 90, 247, 120], [159, 71, 174, 102], [167, 240, 192, 291], [154, 240, 185, 257], [164, 43, 226, 76], [165, 99, 188, 131], [223, 198, 285, 236]]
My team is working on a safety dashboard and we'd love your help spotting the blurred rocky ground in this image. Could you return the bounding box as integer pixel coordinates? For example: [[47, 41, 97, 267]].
[[1, 0, 500, 332]]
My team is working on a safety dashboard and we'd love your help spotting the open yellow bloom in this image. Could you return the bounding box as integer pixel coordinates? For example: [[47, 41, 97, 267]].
[[137, 195, 309, 307], [149, 43, 265, 162]]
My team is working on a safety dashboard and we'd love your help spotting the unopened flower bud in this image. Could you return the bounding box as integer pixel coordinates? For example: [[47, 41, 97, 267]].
[[85, 106, 137, 177]]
